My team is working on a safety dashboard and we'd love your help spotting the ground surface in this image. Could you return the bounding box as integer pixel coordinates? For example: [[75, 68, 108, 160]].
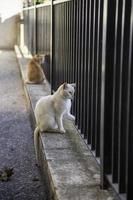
[[0, 50, 46, 200]]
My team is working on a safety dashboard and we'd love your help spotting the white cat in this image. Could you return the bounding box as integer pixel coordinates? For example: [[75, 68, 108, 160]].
[[34, 82, 75, 163]]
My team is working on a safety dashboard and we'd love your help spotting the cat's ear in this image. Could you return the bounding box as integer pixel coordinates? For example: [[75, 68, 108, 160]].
[[70, 83, 76, 88], [63, 82, 68, 90]]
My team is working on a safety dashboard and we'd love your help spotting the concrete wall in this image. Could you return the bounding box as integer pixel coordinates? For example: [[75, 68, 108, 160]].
[[0, 15, 19, 49]]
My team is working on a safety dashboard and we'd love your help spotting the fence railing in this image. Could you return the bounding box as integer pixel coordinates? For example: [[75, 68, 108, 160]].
[[22, 0, 133, 199]]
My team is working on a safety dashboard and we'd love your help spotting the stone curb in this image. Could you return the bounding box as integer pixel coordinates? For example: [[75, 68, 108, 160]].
[[14, 45, 118, 200]]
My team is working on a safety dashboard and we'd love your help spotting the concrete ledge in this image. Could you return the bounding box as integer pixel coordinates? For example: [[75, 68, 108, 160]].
[[15, 45, 118, 200]]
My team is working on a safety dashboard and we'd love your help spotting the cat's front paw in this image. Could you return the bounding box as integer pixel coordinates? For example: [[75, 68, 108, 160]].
[[60, 128, 66, 133]]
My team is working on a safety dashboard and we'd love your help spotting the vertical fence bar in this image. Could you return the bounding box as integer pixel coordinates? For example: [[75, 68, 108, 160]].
[[77, 0, 83, 130], [95, 0, 103, 157], [62, 3, 65, 83], [66, 2, 69, 82], [86, 0, 92, 144], [101, 0, 116, 186], [28, 9, 30, 51], [118, 0, 131, 193], [72, 1, 76, 115], [64, 3, 67, 82], [56, 4, 59, 84], [69, 1, 73, 83], [34, 5, 37, 54], [70, 1, 73, 83], [89, 0, 94, 146], [50, 0, 53, 89], [91, 0, 97, 151], [73, 1, 76, 84], [100, 0, 108, 187], [75, 0, 79, 124], [67, 1, 70, 82], [77, 0, 82, 130], [96, 0, 103, 157], [80, 0, 85, 135], [36, 7, 38, 53], [82, 0, 89, 139], [42, 7, 44, 53], [65, 2, 67, 82], [36, 7, 39, 53], [93, 0, 99, 153], [126, 2, 133, 199], [60, 3, 63, 84], [112, 0, 119, 184], [117, 0, 126, 193], [35, 5, 38, 54]]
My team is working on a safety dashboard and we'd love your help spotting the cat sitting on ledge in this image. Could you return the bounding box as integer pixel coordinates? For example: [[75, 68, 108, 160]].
[[34, 82, 76, 164], [25, 54, 46, 84]]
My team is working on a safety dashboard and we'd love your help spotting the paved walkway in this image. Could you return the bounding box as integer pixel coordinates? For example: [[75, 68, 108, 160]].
[[0, 50, 46, 200]]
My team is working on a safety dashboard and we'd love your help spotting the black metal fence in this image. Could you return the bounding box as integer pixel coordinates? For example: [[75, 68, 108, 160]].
[[22, 0, 133, 199]]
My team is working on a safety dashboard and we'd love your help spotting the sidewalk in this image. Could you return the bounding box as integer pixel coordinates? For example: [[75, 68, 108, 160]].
[[0, 50, 46, 200]]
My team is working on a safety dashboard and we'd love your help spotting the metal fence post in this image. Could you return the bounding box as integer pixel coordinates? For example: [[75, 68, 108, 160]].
[[50, 0, 53, 91], [100, 0, 116, 189], [126, 1, 133, 199], [100, 0, 108, 188], [34, 1, 37, 54]]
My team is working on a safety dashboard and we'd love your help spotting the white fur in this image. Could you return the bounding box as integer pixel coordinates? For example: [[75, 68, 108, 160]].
[[34, 83, 75, 163]]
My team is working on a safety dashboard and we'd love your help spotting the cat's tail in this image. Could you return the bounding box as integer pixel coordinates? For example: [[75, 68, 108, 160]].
[[34, 126, 40, 166]]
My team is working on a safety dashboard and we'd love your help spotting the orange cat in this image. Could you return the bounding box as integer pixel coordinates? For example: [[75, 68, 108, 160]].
[[25, 54, 46, 84]]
